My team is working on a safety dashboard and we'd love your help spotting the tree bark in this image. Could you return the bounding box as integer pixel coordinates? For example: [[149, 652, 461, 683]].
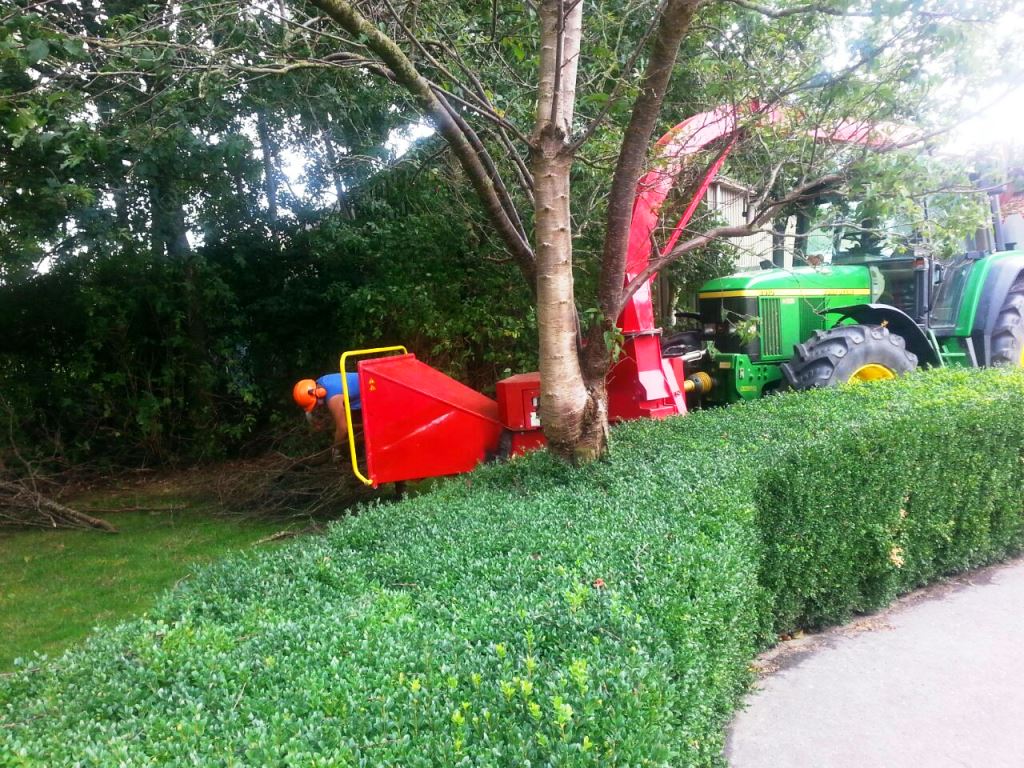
[[165, 200, 191, 259], [256, 110, 280, 223], [322, 129, 353, 219], [588, 0, 702, 383], [148, 174, 191, 260], [531, 0, 603, 462], [795, 209, 809, 260], [149, 178, 163, 258], [772, 217, 787, 266]]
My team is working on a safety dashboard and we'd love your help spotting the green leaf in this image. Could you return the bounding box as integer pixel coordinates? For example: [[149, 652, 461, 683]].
[[24, 38, 49, 64], [62, 38, 86, 58]]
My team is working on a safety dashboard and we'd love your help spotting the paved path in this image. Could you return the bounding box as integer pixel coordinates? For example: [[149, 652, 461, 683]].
[[726, 557, 1024, 768]]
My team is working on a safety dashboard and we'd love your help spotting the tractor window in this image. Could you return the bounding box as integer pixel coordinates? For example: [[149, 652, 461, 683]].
[[866, 259, 918, 316], [801, 199, 916, 262], [930, 260, 972, 329]]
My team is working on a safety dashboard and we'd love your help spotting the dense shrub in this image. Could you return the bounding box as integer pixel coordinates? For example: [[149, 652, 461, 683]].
[[3, 368, 1024, 766], [0, 195, 535, 467]]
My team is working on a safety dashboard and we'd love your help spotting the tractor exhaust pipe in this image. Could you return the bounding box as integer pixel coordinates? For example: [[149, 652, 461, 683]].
[[991, 192, 1006, 252]]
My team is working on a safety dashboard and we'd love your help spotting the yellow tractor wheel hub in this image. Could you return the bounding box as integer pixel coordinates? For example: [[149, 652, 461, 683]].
[[849, 363, 896, 383]]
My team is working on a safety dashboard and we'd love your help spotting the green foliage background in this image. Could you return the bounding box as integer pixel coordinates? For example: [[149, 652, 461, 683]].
[[3, 368, 1023, 765], [0, 173, 536, 464]]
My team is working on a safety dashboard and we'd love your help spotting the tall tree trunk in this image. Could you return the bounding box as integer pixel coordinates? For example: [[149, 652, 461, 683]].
[[149, 178, 164, 258], [165, 199, 191, 259], [589, 0, 701, 381], [113, 185, 130, 232], [795, 210, 809, 260], [149, 176, 191, 260], [322, 129, 353, 219], [532, 0, 602, 462], [256, 110, 280, 223], [772, 217, 787, 267]]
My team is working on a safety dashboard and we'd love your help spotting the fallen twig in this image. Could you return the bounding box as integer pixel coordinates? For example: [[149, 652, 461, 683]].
[[254, 523, 326, 544], [0, 479, 117, 533]]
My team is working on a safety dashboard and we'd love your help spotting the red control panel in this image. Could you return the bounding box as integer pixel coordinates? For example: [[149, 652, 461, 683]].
[[496, 372, 542, 431]]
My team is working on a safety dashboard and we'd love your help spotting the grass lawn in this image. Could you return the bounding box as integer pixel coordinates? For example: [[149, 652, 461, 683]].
[[0, 505, 283, 671]]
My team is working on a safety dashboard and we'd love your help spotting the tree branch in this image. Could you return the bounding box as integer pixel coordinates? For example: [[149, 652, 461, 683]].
[[724, 0, 877, 19], [725, 0, 990, 22], [590, 0, 701, 375], [307, 0, 536, 284], [615, 172, 845, 314], [569, 0, 670, 151]]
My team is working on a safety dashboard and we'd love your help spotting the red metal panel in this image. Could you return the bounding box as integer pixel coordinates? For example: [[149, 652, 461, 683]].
[[607, 335, 687, 422], [359, 354, 503, 485], [496, 372, 541, 431], [510, 431, 547, 456], [621, 106, 750, 334], [613, 107, 751, 419]]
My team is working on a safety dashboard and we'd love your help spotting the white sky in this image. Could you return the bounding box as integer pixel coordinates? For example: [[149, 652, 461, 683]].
[[278, 121, 434, 205], [824, 7, 1024, 157], [944, 81, 1024, 155], [934, 9, 1024, 156]]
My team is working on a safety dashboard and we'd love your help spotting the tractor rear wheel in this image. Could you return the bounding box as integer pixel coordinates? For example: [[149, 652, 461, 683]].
[[990, 275, 1024, 367], [781, 324, 918, 390]]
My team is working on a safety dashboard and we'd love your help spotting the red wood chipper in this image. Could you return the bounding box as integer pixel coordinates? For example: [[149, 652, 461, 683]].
[[337, 106, 905, 487]]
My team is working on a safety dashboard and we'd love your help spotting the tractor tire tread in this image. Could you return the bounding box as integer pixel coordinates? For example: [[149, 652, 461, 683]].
[[782, 324, 917, 390], [990, 276, 1024, 367]]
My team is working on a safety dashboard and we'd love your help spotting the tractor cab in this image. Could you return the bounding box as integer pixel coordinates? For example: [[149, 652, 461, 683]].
[[832, 253, 933, 324]]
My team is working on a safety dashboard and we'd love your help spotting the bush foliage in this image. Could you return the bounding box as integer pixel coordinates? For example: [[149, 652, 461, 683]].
[[3, 369, 1024, 766], [0, 184, 536, 466]]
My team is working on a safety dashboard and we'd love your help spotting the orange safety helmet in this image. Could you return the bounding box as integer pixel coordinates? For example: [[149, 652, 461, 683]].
[[292, 378, 327, 412]]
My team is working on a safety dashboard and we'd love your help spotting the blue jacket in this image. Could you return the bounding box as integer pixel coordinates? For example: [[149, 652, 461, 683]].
[[316, 373, 361, 411]]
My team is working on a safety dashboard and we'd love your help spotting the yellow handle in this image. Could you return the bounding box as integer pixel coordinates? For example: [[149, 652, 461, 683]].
[[340, 346, 408, 486]]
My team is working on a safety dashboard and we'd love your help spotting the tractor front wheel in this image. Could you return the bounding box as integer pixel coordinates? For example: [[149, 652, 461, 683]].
[[781, 324, 918, 390], [990, 274, 1024, 367]]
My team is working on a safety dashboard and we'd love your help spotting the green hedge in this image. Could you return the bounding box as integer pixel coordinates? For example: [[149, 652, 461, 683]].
[[3, 369, 1024, 766]]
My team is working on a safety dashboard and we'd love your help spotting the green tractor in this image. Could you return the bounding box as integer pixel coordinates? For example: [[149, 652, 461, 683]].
[[669, 247, 1024, 403]]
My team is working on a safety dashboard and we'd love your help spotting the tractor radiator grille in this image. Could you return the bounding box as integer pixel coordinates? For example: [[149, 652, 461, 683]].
[[759, 297, 782, 357]]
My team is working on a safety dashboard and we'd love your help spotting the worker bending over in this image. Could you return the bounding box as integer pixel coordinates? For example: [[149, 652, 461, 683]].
[[292, 372, 361, 454]]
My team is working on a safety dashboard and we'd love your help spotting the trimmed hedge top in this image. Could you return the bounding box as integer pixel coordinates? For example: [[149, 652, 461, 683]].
[[3, 368, 1024, 767]]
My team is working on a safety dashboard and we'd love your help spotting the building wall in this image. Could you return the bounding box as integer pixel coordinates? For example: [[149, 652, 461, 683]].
[[705, 183, 783, 270]]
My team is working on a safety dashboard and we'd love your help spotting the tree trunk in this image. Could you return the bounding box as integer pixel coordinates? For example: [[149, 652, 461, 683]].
[[572, 0, 700, 459], [322, 129, 353, 219], [772, 217, 787, 267], [149, 178, 164, 258], [148, 176, 191, 260], [532, 0, 604, 462], [165, 200, 191, 259], [256, 110, 280, 223], [532, 145, 594, 460], [113, 185, 131, 232], [795, 210, 809, 260]]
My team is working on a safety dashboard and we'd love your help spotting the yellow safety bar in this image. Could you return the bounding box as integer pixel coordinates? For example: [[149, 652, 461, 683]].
[[340, 346, 408, 486]]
